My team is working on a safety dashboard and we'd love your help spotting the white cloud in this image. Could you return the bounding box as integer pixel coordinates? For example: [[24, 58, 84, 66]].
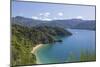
[[53, 17, 57, 20], [32, 16, 39, 19], [39, 12, 51, 17], [44, 12, 50, 17], [76, 16, 83, 19], [32, 16, 52, 21], [42, 18, 52, 21], [58, 12, 63, 16], [32, 12, 52, 21], [39, 13, 43, 16]]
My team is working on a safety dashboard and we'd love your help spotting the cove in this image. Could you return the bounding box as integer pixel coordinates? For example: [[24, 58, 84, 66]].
[[34, 29, 95, 64]]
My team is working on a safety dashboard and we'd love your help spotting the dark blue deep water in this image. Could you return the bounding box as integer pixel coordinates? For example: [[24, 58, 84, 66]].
[[35, 29, 95, 64]]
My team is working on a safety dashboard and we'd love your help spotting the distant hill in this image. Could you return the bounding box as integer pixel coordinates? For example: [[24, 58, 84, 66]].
[[73, 20, 96, 30], [12, 16, 45, 27], [12, 16, 96, 30], [37, 19, 83, 28], [37, 19, 96, 30]]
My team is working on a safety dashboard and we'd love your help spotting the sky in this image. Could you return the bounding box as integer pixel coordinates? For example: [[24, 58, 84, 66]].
[[12, 1, 95, 21]]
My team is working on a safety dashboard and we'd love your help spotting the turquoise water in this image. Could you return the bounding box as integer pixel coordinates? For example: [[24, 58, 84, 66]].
[[35, 29, 95, 64]]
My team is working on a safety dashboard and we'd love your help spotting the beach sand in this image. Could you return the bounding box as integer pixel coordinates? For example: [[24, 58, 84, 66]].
[[30, 44, 43, 64], [31, 44, 43, 54]]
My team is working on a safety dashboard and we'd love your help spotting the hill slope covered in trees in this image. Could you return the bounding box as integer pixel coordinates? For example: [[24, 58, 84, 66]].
[[12, 16, 96, 30], [11, 24, 72, 66]]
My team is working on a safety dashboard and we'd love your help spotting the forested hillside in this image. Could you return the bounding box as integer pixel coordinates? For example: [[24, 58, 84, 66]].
[[11, 24, 72, 66], [12, 16, 96, 30]]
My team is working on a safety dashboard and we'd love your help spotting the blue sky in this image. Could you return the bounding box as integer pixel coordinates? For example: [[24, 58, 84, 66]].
[[12, 1, 95, 20]]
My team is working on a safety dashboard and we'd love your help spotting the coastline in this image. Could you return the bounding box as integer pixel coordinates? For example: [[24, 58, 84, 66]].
[[31, 44, 43, 54]]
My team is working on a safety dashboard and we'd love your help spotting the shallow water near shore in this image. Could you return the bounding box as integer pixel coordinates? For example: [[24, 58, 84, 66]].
[[34, 29, 95, 64]]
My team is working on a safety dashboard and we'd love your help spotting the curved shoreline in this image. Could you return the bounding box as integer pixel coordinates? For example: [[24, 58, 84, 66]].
[[31, 44, 43, 64], [31, 44, 43, 54]]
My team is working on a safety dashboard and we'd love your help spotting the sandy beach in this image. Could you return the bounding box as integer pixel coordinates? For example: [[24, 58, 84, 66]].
[[31, 44, 43, 54]]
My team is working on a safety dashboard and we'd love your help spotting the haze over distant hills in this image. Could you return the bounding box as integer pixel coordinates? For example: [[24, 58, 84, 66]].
[[12, 16, 96, 30]]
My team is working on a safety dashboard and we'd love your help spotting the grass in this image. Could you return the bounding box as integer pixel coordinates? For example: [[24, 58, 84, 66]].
[[80, 51, 96, 61], [67, 50, 96, 62]]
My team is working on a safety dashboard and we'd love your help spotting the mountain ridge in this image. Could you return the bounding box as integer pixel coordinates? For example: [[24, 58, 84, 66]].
[[12, 16, 96, 30]]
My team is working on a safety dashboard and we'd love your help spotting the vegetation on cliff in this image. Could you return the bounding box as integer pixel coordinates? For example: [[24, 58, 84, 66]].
[[11, 24, 72, 66]]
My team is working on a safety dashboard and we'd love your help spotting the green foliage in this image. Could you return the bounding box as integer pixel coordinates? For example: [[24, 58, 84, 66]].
[[11, 33, 36, 66], [12, 24, 72, 44], [66, 51, 96, 62], [80, 51, 96, 61], [11, 24, 72, 66]]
